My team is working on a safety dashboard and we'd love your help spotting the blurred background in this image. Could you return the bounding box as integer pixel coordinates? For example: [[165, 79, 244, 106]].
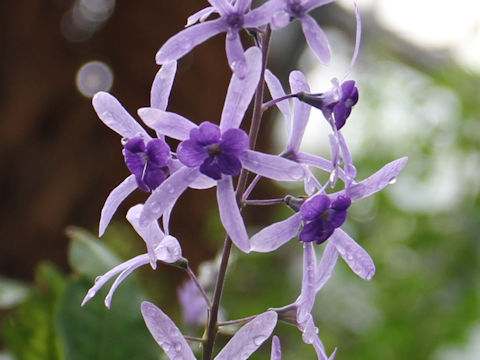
[[0, 0, 479, 359]]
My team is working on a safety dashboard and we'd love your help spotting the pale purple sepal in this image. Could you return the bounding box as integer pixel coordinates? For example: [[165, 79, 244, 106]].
[[92, 92, 150, 139], [127, 204, 165, 269], [216, 176, 250, 253], [315, 241, 338, 292], [138, 108, 196, 141], [189, 173, 217, 190], [214, 311, 278, 360], [337, 132, 356, 185], [207, 0, 231, 15], [150, 62, 177, 112], [243, 0, 283, 28], [265, 69, 291, 131], [301, 315, 329, 360], [220, 47, 262, 132], [186, 6, 216, 27], [99, 174, 137, 237], [141, 301, 196, 360], [295, 152, 334, 173], [82, 236, 181, 308], [240, 150, 305, 181], [343, 2, 362, 80], [156, 19, 225, 64], [296, 242, 316, 324], [140, 167, 200, 225], [303, 0, 336, 12], [330, 229, 375, 280], [271, 336, 282, 360], [301, 14, 331, 64], [177, 280, 208, 326], [82, 253, 150, 307], [346, 157, 408, 201], [226, 31, 247, 79], [250, 213, 302, 253], [287, 70, 311, 153]]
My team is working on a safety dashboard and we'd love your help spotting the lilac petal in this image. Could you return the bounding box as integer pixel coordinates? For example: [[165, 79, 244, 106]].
[[186, 6, 216, 27], [150, 62, 177, 111], [300, 195, 330, 221], [214, 311, 278, 360], [92, 92, 150, 139], [99, 175, 137, 237], [141, 302, 196, 360], [104, 263, 140, 309], [220, 46, 262, 131], [343, 2, 362, 79], [208, 0, 232, 15], [193, 121, 221, 144], [177, 140, 207, 167], [264, 69, 291, 131], [244, 0, 282, 27], [221, 128, 249, 154], [296, 152, 337, 174], [301, 15, 331, 64], [315, 241, 339, 292], [81, 253, 149, 306], [303, 0, 336, 13], [226, 30, 247, 79], [127, 204, 165, 269], [155, 235, 182, 263], [297, 242, 317, 323], [216, 176, 250, 253], [240, 150, 305, 181], [287, 71, 311, 153], [141, 167, 199, 225], [337, 132, 356, 183], [189, 173, 217, 189], [271, 336, 282, 360], [301, 315, 328, 360], [346, 157, 408, 201], [330, 229, 375, 280], [138, 108, 196, 141], [250, 213, 302, 252], [155, 19, 225, 64]]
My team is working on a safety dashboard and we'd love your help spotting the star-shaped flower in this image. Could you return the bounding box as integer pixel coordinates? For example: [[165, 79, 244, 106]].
[[156, 0, 278, 78]]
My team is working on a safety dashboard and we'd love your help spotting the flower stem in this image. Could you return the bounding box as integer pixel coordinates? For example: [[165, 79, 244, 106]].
[[202, 26, 272, 360], [186, 265, 212, 309], [218, 314, 258, 327]]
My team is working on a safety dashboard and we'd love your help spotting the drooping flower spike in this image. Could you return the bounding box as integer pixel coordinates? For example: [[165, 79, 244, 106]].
[[156, 0, 279, 78], [93, 62, 177, 237], [269, 0, 336, 64], [250, 156, 408, 280], [139, 48, 305, 253], [141, 301, 278, 360], [81, 205, 183, 308]]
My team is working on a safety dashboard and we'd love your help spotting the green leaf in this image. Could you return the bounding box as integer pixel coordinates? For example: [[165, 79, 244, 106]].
[[66, 226, 120, 278], [2, 263, 65, 360]]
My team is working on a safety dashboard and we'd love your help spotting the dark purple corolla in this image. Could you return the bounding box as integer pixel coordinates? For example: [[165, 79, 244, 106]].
[[177, 122, 248, 180], [123, 136, 171, 191], [299, 194, 351, 244], [298, 80, 359, 130]]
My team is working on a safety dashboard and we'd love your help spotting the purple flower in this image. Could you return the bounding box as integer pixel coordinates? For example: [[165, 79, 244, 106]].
[[299, 194, 351, 244], [138, 48, 305, 253], [270, 0, 335, 64], [123, 136, 171, 192], [141, 301, 278, 360], [298, 79, 359, 130], [81, 204, 183, 308], [249, 156, 408, 279], [265, 69, 347, 194], [177, 122, 248, 180], [92, 61, 177, 236], [156, 0, 278, 78]]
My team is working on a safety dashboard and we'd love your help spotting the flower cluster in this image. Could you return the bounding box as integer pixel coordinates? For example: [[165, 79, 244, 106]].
[[83, 1, 408, 359]]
